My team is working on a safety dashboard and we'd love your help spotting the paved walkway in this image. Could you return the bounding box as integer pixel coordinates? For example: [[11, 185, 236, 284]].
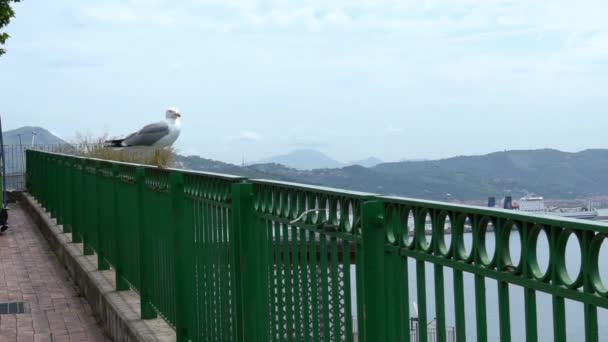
[[0, 203, 110, 342]]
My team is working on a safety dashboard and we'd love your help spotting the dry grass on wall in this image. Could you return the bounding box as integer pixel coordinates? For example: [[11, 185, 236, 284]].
[[39, 132, 177, 168]]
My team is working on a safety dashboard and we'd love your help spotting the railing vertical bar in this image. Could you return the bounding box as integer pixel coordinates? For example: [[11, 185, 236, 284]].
[[293, 225, 303, 342], [433, 210, 447, 342], [473, 216, 488, 342], [283, 222, 294, 340], [361, 199, 387, 342], [276, 220, 285, 341], [220, 205, 229, 341], [63, 158, 72, 233], [220, 206, 231, 340], [201, 198, 211, 338], [453, 269, 466, 342], [416, 260, 428, 342], [524, 288, 538, 342], [79, 159, 89, 248], [213, 204, 223, 341], [50, 155, 56, 218], [402, 255, 411, 342], [330, 235, 341, 342], [267, 218, 277, 341], [96, 161, 109, 270], [435, 265, 447, 342], [58, 156, 64, 224], [342, 240, 354, 342], [320, 234, 331, 342], [171, 172, 193, 342], [115, 165, 129, 291], [310, 229, 320, 342], [199, 199, 210, 338], [582, 231, 598, 342], [137, 167, 156, 319], [47, 154, 52, 211], [474, 275, 488, 342], [550, 226, 567, 342], [57, 156, 62, 221], [300, 227, 311, 341], [233, 182, 269, 342], [209, 200, 219, 340], [385, 252, 397, 342], [71, 158, 81, 243], [496, 218, 511, 342], [522, 222, 538, 342], [356, 238, 365, 341], [193, 199, 203, 340]]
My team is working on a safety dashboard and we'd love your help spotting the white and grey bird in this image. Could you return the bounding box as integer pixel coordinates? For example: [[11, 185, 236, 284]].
[[104, 108, 182, 148]]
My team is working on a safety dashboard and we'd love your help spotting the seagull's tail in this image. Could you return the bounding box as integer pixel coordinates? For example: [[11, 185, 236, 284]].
[[104, 139, 125, 148]]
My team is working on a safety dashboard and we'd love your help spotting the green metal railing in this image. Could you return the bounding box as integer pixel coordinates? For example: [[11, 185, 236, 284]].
[[26, 149, 608, 342]]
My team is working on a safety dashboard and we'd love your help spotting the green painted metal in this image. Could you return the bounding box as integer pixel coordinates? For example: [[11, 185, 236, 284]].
[[114, 163, 131, 292], [361, 200, 386, 342], [26, 150, 608, 342], [137, 166, 157, 320]]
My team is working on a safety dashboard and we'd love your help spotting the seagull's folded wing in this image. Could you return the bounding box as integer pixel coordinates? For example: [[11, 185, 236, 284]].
[[123, 121, 170, 146]]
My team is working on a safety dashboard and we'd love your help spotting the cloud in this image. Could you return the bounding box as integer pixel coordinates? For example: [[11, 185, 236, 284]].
[[79, 3, 175, 26], [230, 130, 262, 142], [289, 136, 329, 149]]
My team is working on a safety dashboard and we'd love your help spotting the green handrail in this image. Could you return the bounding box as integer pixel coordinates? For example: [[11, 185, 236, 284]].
[[26, 149, 608, 342]]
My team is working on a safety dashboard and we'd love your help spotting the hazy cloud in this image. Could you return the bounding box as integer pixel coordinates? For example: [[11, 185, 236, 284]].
[[3, 0, 608, 164], [289, 136, 330, 149], [231, 130, 262, 142]]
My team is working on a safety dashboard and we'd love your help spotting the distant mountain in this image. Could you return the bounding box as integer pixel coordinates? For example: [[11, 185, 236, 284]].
[[2, 126, 67, 146], [175, 155, 297, 181], [180, 149, 608, 201], [254, 149, 344, 170], [6, 127, 608, 201], [348, 157, 383, 168]]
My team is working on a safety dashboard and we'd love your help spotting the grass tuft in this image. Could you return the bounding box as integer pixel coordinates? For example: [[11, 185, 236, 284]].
[[47, 132, 178, 168]]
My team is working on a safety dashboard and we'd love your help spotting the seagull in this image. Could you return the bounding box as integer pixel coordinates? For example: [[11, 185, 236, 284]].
[[104, 107, 182, 148]]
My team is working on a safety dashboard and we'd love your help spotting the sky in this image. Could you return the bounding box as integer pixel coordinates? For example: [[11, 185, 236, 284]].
[[1, 0, 607, 164]]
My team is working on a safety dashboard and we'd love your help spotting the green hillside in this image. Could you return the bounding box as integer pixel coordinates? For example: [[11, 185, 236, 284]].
[[180, 149, 608, 201]]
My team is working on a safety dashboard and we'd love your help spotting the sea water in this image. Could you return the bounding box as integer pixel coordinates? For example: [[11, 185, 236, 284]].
[[348, 231, 608, 341]]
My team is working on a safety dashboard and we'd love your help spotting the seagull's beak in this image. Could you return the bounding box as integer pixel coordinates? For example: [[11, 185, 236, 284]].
[[175, 112, 181, 118]]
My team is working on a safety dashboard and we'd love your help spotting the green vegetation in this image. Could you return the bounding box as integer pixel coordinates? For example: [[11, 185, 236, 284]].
[[0, 0, 21, 57], [180, 149, 608, 201]]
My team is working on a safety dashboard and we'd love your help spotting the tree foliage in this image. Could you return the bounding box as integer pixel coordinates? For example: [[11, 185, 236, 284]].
[[0, 0, 21, 56]]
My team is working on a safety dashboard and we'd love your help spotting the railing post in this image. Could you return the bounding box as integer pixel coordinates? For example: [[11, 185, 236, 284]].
[[55, 156, 62, 223], [231, 182, 269, 342], [96, 161, 110, 270], [50, 155, 56, 217], [63, 157, 73, 233], [25, 149, 31, 192], [361, 199, 387, 342], [71, 157, 82, 243], [45, 155, 51, 213], [114, 164, 130, 291], [171, 172, 194, 342], [79, 159, 90, 249], [137, 167, 157, 319], [57, 156, 64, 226]]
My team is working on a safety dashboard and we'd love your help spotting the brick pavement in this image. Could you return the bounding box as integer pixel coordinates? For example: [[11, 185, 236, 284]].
[[0, 203, 110, 342]]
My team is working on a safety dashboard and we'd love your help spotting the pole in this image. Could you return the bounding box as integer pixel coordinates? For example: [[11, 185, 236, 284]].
[[0, 116, 7, 209], [0, 115, 8, 232]]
